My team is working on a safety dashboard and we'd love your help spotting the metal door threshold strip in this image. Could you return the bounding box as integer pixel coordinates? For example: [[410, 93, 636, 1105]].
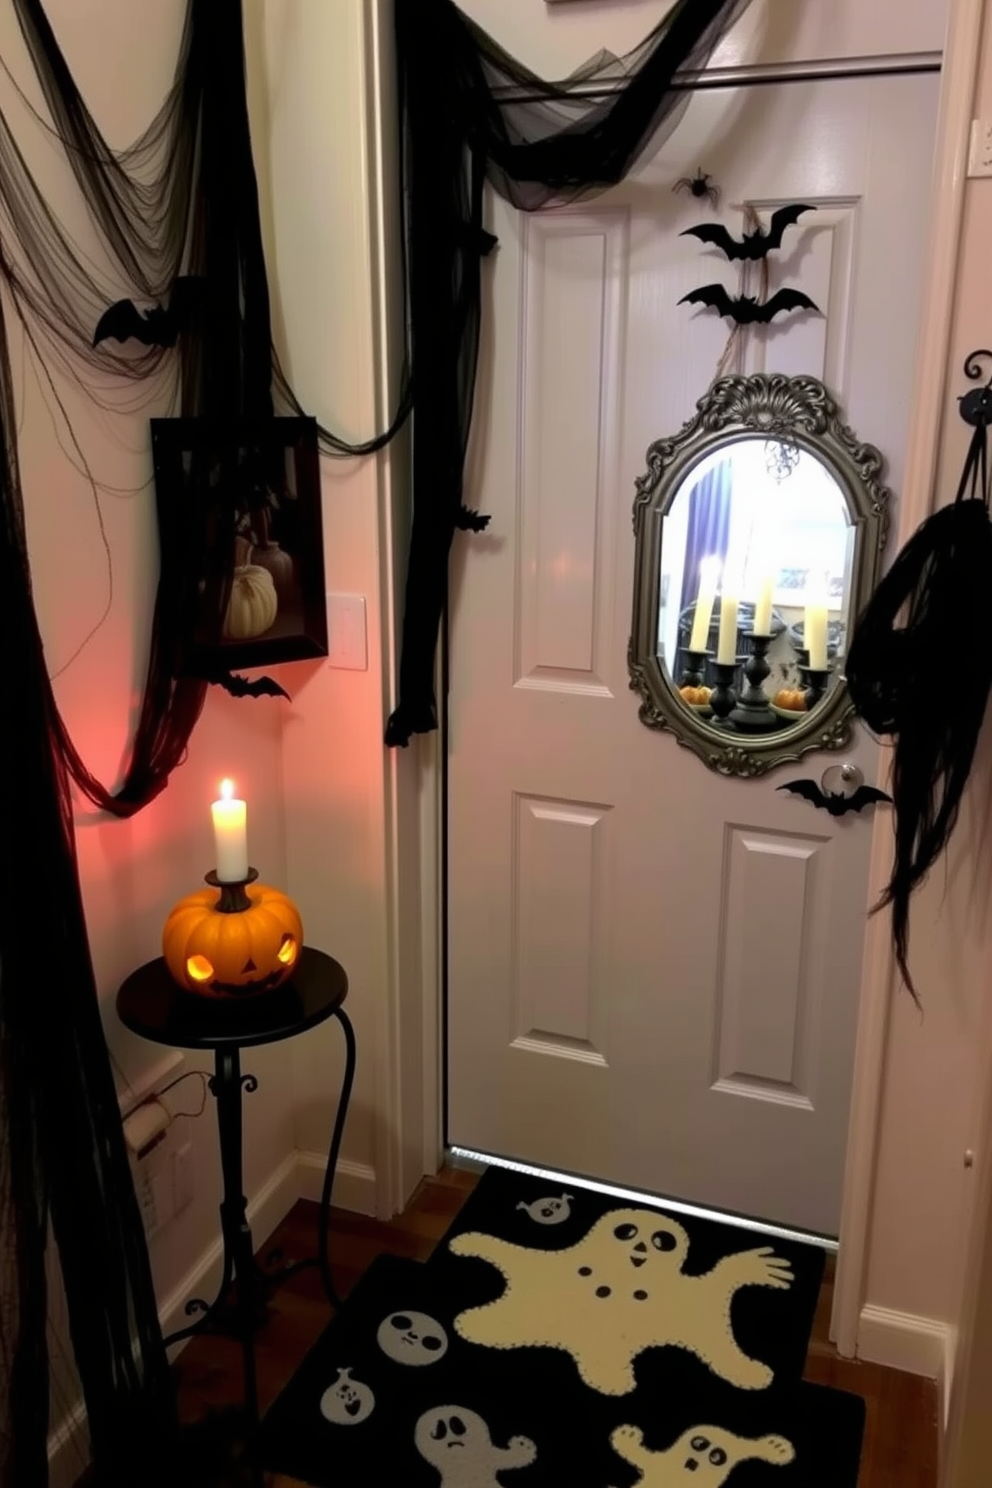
[[448, 1146, 839, 1254]]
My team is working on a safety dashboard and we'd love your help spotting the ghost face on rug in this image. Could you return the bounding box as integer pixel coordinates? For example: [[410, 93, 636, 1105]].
[[415, 1406, 536, 1488], [319, 1367, 375, 1425], [611, 1423, 795, 1487], [516, 1193, 574, 1226], [377, 1311, 449, 1366], [450, 1208, 793, 1393]]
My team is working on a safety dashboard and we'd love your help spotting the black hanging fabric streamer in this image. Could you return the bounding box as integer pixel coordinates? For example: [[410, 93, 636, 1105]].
[[0, 291, 181, 1484], [0, 0, 400, 1481], [846, 418, 992, 1003], [0, 2, 748, 1477], [386, 0, 751, 746]]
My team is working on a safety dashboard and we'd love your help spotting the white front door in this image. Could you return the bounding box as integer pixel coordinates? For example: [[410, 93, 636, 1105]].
[[447, 68, 939, 1235]]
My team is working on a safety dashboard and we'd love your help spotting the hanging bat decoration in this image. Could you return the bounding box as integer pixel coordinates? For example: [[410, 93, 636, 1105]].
[[208, 669, 291, 702], [776, 779, 892, 818], [679, 285, 820, 326], [681, 204, 814, 261], [93, 275, 205, 349], [672, 168, 720, 208]]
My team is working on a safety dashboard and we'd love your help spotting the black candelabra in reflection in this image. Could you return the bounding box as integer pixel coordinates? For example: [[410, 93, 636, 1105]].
[[728, 632, 779, 732], [676, 639, 834, 731]]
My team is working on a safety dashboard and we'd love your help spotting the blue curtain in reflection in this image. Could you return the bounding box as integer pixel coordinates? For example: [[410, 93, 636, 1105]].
[[676, 459, 734, 678]]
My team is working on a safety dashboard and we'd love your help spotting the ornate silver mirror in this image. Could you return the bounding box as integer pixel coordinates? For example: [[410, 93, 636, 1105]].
[[628, 374, 890, 776]]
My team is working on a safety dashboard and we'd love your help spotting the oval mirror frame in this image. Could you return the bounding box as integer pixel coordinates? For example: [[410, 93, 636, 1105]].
[[628, 374, 890, 777]]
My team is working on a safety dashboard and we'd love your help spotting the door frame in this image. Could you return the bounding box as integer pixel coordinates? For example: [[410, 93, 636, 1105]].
[[368, 0, 978, 1360]]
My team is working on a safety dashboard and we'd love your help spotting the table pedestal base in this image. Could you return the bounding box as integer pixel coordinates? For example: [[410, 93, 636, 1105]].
[[163, 1006, 356, 1435]]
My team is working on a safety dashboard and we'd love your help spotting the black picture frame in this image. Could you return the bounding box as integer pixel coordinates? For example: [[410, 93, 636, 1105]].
[[151, 416, 327, 676]]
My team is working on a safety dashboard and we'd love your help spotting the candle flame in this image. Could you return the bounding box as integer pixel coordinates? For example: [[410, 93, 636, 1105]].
[[219, 778, 235, 801]]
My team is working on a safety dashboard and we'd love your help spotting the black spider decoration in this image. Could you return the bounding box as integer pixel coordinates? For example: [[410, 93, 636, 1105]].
[[672, 169, 720, 208]]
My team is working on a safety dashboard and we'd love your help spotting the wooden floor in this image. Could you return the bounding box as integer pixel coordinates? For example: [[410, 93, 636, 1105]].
[[174, 1167, 939, 1488]]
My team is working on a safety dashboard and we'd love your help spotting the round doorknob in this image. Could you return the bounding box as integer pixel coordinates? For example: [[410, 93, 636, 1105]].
[[821, 762, 864, 799]]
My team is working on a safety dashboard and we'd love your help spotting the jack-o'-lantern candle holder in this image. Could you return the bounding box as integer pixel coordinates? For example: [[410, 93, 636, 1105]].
[[162, 868, 304, 997]]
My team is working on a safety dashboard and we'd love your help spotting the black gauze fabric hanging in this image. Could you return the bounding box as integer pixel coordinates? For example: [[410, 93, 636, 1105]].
[[0, 294, 181, 1483], [3, 0, 408, 819], [0, 1, 324, 1481], [846, 362, 992, 1002], [386, 0, 752, 746], [9, 0, 276, 815]]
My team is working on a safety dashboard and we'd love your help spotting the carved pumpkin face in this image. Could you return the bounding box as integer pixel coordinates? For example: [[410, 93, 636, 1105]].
[[162, 883, 303, 996]]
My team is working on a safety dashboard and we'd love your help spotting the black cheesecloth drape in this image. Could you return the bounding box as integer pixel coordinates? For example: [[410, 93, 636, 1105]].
[[385, 0, 750, 745], [0, 0, 749, 1482], [0, 0, 303, 1482]]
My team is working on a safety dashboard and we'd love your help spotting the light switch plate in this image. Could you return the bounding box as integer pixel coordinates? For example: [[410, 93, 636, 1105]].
[[326, 593, 368, 671]]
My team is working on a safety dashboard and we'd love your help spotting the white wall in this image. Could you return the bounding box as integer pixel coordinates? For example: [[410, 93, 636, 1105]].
[[252, 0, 393, 1219], [858, 0, 992, 1379]]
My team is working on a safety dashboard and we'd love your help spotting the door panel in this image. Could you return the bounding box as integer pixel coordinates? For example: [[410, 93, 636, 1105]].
[[516, 208, 626, 697], [448, 73, 939, 1234]]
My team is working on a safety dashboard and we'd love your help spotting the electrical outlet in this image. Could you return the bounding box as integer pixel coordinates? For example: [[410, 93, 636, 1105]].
[[968, 118, 992, 177], [173, 1142, 194, 1214], [132, 1160, 158, 1237], [150, 1167, 173, 1232]]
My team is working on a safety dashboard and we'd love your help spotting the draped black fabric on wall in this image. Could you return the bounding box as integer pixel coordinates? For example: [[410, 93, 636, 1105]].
[[0, 1, 749, 1479], [385, 0, 750, 746], [0, 0, 320, 1480], [846, 410, 992, 1003]]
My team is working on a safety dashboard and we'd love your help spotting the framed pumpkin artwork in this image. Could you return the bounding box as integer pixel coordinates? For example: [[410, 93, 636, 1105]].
[[150, 416, 328, 677]]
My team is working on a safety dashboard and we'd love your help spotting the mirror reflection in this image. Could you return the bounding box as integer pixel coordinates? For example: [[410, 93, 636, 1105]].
[[657, 438, 853, 733]]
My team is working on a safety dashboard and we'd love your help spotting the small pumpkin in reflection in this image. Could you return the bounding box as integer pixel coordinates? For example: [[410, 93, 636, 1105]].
[[162, 883, 303, 996], [773, 687, 808, 712], [679, 685, 712, 706]]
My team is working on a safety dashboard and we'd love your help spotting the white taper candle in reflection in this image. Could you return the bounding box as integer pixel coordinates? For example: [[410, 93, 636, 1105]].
[[716, 584, 740, 666], [804, 577, 829, 671], [753, 571, 775, 636], [212, 779, 248, 882], [688, 556, 721, 653]]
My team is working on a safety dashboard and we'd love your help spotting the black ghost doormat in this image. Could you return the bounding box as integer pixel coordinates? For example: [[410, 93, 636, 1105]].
[[259, 1167, 865, 1487]]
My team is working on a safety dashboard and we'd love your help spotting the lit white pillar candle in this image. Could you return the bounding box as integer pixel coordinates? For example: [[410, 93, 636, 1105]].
[[716, 586, 740, 666], [688, 556, 720, 653], [212, 779, 248, 882], [804, 579, 829, 671], [753, 572, 775, 636]]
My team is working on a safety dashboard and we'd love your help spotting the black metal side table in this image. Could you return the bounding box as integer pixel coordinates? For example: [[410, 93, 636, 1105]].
[[117, 946, 355, 1436]]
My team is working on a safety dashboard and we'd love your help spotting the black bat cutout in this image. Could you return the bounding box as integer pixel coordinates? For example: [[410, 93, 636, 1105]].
[[208, 670, 291, 702], [681, 204, 814, 262], [93, 275, 204, 349], [777, 780, 892, 818], [679, 284, 820, 325]]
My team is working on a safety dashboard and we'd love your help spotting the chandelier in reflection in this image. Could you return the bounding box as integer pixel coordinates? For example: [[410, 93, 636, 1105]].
[[765, 439, 800, 482]]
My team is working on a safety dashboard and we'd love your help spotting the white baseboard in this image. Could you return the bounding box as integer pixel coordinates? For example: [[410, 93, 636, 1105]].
[[48, 1148, 377, 1488], [296, 1150, 378, 1216], [857, 1303, 951, 1379]]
